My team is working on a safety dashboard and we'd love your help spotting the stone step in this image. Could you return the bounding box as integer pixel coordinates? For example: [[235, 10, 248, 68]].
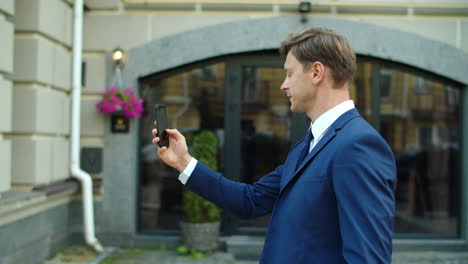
[[223, 236, 264, 260], [393, 252, 468, 264], [224, 236, 468, 263]]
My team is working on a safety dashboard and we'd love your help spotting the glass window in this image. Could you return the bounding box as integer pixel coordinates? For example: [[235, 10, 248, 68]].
[[138, 54, 463, 237], [350, 60, 373, 122], [376, 66, 462, 236], [414, 76, 431, 94], [380, 68, 394, 102], [239, 66, 291, 228], [139, 62, 225, 231]]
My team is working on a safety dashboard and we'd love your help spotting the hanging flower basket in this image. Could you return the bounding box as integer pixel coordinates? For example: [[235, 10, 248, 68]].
[[96, 86, 144, 119]]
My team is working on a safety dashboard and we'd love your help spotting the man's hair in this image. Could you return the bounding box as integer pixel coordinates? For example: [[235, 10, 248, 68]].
[[279, 28, 356, 87]]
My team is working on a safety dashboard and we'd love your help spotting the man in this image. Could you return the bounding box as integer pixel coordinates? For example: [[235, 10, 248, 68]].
[[152, 28, 396, 263]]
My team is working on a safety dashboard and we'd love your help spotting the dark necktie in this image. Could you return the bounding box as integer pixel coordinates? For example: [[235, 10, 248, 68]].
[[296, 129, 314, 170]]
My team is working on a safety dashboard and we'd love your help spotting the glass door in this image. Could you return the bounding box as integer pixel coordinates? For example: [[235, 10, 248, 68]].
[[138, 62, 226, 231], [137, 54, 309, 234], [223, 56, 309, 234]]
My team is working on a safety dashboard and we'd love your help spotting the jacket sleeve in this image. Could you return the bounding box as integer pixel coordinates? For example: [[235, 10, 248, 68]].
[[332, 132, 396, 263], [185, 161, 282, 219]]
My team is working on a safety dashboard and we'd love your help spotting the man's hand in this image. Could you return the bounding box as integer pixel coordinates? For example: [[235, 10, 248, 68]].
[[152, 125, 192, 172]]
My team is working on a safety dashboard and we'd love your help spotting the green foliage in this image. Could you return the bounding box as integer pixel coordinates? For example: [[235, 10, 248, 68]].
[[177, 245, 208, 259], [100, 247, 154, 264], [176, 245, 189, 255], [189, 251, 206, 259], [183, 130, 221, 223], [192, 130, 218, 170]]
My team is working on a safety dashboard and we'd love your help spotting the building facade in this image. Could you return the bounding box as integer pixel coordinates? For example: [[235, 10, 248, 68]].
[[1, 0, 468, 263]]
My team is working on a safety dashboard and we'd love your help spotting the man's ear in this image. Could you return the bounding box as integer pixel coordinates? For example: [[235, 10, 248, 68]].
[[310, 61, 325, 85]]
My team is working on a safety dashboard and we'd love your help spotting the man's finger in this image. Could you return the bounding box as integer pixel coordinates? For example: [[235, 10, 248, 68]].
[[152, 128, 158, 137], [152, 137, 160, 146], [158, 146, 167, 155], [165, 129, 183, 140]]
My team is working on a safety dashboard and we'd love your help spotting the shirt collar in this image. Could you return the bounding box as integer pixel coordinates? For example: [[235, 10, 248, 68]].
[[310, 100, 355, 140]]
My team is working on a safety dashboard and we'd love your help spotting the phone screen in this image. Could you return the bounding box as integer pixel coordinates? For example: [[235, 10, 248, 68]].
[[154, 104, 169, 147]]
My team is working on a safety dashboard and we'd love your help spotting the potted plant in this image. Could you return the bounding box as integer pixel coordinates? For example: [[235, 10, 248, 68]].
[[95, 86, 144, 118], [180, 130, 222, 253]]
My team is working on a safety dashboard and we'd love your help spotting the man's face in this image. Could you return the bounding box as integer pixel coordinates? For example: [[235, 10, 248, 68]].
[[281, 52, 315, 113]]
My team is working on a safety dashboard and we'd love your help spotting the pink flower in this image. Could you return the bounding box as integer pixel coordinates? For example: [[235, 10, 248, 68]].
[[96, 86, 144, 118], [108, 86, 118, 93], [124, 87, 134, 95]]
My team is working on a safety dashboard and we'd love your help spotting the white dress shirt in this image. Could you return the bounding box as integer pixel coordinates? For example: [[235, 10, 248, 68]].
[[309, 100, 355, 152], [178, 100, 355, 185]]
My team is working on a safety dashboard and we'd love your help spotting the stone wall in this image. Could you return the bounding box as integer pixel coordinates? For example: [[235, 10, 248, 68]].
[[0, 194, 72, 264], [0, 0, 75, 261], [0, 0, 14, 196], [10, 0, 72, 187]]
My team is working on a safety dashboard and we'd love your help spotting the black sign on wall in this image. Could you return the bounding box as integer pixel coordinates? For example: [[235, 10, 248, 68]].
[[81, 147, 102, 174], [111, 112, 129, 133]]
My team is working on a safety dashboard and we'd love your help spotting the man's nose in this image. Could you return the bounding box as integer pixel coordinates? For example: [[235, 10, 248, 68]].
[[280, 79, 288, 91]]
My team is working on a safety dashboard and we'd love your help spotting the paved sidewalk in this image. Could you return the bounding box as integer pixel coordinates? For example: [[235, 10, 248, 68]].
[[100, 250, 468, 264], [393, 252, 468, 264], [43, 247, 257, 264], [98, 249, 256, 264], [99, 249, 468, 264], [44, 246, 468, 264]]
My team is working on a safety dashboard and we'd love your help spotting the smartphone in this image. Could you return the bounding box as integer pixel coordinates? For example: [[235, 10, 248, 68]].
[[154, 104, 169, 148]]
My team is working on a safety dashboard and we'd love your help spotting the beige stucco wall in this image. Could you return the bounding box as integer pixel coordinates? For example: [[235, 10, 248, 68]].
[[8, 0, 73, 187], [0, 0, 14, 195], [82, 2, 468, 53]]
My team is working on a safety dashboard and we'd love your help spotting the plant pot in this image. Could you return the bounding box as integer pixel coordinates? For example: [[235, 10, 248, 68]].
[[180, 221, 220, 252]]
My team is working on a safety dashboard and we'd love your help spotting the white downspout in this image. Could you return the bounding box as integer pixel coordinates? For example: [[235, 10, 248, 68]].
[[71, 0, 103, 253]]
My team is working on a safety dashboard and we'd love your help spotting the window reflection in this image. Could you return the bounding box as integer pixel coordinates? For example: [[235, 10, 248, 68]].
[[352, 59, 461, 236], [139, 63, 225, 231], [351, 61, 372, 123], [138, 56, 463, 237], [376, 66, 461, 236], [239, 66, 291, 228]]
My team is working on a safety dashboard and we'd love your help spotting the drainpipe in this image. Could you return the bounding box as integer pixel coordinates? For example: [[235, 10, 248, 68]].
[[71, 0, 104, 253]]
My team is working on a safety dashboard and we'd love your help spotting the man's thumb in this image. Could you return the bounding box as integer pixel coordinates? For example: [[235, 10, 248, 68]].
[[165, 129, 182, 139]]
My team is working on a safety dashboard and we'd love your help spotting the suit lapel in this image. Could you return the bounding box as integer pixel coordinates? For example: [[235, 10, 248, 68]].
[[279, 129, 336, 194], [295, 129, 336, 174], [279, 108, 360, 194]]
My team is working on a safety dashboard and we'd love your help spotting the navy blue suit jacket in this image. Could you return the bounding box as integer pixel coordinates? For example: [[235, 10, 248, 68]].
[[186, 109, 397, 263]]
